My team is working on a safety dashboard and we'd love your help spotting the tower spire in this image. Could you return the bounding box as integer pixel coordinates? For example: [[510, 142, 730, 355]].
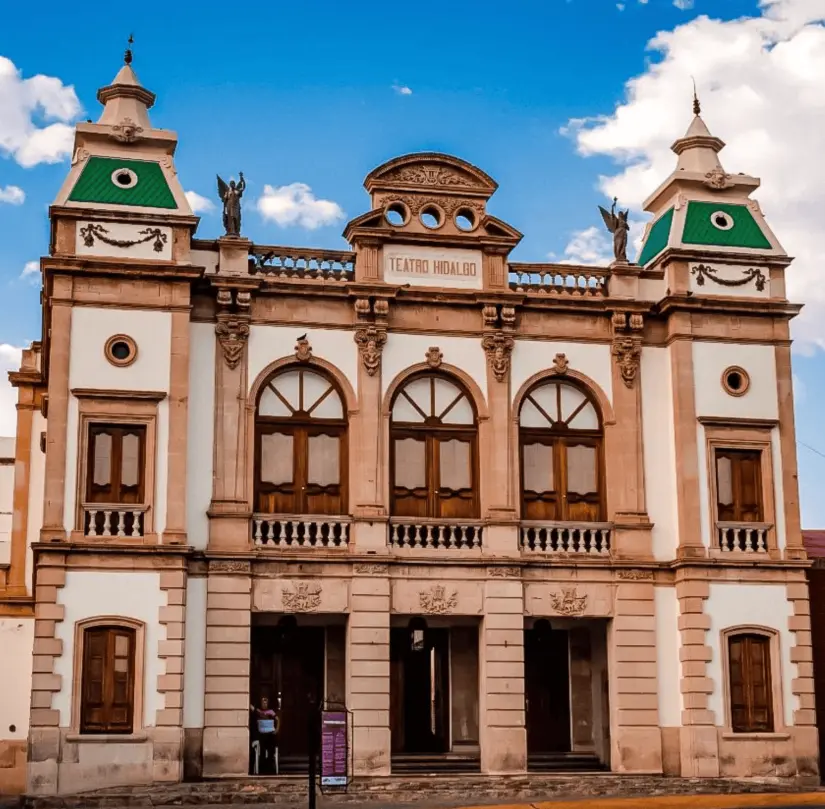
[[124, 34, 134, 66], [96, 35, 155, 130], [692, 78, 701, 116]]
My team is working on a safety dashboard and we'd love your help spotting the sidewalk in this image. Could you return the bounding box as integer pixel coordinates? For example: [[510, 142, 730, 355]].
[[461, 795, 825, 809]]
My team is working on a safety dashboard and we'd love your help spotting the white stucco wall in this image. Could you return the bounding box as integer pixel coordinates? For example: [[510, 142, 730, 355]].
[[510, 340, 613, 407], [53, 571, 166, 728], [641, 348, 679, 559], [655, 586, 682, 727], [186, 324, 214, 549], [64, 307, 172, 535], [0, 617, 34, 739], [248, 325, 359, 398], [705, 582, 795, 727], [183, 576, 206, 728], [382, 332, 489, 401]]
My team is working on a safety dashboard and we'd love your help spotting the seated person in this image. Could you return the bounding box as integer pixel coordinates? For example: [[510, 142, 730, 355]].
[[250, 696, 280, 774]]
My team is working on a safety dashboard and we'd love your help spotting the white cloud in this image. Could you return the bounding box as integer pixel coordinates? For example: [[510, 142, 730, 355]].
[[560, 226, 613, 265], [673, 0, 694, 9], [392, 84, 413, 96], [185, 190, 215, 214], [0, 56, 81, 168], [0, 185, 24, 204], [0, 344, 23, 437], [20, 260, 39, 284], [256, 183, 345, 230], [563, 0, 825, 349]]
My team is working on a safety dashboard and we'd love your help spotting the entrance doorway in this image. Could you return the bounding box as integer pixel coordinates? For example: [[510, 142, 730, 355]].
[[390, 624, 450, 755], [525, 620, 571, 755]]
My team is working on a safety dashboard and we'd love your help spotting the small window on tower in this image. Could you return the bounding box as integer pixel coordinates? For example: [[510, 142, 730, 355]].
[[111, 168, 138, 189], [711, 210, 734, 231]]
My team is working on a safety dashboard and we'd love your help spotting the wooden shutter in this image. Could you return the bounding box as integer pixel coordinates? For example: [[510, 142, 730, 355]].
[[716, 450, 763, 523], [81, 627, 136, 734], [729, 634, 773, 733], [86, 425, 146, 505]]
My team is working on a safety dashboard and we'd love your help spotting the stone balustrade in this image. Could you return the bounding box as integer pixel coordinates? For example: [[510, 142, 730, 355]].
[[520, 521, 612, 555], [389, 519, 483, 550], [252, 515, 351, 548], [83, 505, 147, 538], [717, 522, 771, 553], [250, 244, 355, 281], [508, 263, 609, 296]]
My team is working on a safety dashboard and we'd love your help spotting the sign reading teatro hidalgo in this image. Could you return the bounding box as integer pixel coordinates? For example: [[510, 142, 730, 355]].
[[383, 245, 483, 290]]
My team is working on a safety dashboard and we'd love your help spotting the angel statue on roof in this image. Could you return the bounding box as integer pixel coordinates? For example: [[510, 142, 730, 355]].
[[598, 197, 630, 264], [217, 172, 246, 237]]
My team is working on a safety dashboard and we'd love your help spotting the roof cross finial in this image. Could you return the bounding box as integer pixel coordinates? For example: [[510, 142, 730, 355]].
[[692, 77, 701, 116], [124, 34, 134, 66]]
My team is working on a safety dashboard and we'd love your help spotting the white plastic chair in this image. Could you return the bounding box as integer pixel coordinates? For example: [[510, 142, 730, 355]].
[[251, 739, 260, 775]]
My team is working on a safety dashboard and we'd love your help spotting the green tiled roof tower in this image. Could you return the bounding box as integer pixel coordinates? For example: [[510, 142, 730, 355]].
[[69, 157, 177, 209]]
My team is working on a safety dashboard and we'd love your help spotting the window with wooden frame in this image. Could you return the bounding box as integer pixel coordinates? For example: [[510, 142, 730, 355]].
[[728, 632, 774, 733], [86, 424, 147, 505], [715, 449, 763, 523], [390, 373, 478, 520], [255, 367, 347, 515], [519, 379, 604, 522], [80, 625, 136, 734]]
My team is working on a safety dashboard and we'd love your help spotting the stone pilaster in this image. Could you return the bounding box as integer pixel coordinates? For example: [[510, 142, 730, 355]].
[[346, 567, 390, 776], [609, 576, 663, 773], [787, 576, 819, 772], [675, 574, 718, 777], [202, 562, 251, 777], [480, 575, 525, 774]]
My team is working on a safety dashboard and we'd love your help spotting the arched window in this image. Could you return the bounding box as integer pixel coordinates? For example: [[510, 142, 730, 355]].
[[255, 367, 347, 515], [80, 625, 136, 734], [519, 379, 603, 522], [390, 374, 478, 520], [728, 632, 774, 733]]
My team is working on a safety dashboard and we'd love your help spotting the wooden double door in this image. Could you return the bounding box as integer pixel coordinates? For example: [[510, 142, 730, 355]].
[[524, 626, 572, 754], [390, 627, 450, 754], [250, 625, 325, 760]]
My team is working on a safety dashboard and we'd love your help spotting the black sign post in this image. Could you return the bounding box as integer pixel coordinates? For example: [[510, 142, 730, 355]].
[[307, 697, 319, 809]]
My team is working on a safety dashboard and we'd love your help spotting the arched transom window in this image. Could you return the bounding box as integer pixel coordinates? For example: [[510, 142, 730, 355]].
[[390, 374, 478, 520], [255, 367, 347, 515], [519, 379, 603, 522]]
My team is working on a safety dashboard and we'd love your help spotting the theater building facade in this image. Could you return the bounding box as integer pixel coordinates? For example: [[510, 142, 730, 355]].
[[0, 56, 818, 795]]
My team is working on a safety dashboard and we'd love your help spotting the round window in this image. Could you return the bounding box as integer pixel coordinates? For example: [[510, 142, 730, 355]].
[[722, 366, 750, 397], [710, 210, 734, 231], [384, 202, 408, 227], [111, 168, 139, 189], [104, 334, 138, 367], [420, 205, 443, 230], [455, 209, 476, 232]]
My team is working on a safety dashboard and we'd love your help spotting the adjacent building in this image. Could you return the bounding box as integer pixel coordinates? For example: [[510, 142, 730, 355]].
[[0, 53, 817, 795]]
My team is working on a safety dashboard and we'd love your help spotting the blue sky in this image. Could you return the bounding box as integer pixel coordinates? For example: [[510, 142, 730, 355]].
[[3, 0, 825, 526]]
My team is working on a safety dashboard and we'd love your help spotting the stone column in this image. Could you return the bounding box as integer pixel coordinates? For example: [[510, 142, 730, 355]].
[[609, 575, 663, 773], [607, 311, 653, 559], [346, 566, 391, 776], [208, 246, 254, 551], [202, 561, 252, 776], [479, 571, 526, 774]]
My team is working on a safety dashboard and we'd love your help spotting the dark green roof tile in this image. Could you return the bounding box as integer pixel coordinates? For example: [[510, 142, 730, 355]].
[[69, 157, 177, 209], [637, 207, 673, 266], [682, 201, 771, 250]]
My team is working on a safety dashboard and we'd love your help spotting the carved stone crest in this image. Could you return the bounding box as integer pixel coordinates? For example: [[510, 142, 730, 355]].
[[281, 582, 322, 612], [419, 585, 458, 615], [385, 165, 473, 189], [549, 588, 587, 616], [425, 346, 443, 369], [552, 353, 569, 375], [209, 560, 251, 574], [354, 563, 389, 575], [216, 318, 250, 370], [482, 332, 514, 382], [354, 326, 388, 376], [295, 335, 313, 363], [704, 167, 733, 190], [111, 117, 145, 143], [488, 567, 520, 578], [613, 338, 641, 388], [617, 569, 653, 581]]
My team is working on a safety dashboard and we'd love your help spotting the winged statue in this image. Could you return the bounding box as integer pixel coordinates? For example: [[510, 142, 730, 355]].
[[598, 197, 630, 264], [217, 172, 246, 236]]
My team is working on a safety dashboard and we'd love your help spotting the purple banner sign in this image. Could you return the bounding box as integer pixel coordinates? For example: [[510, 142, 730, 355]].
[[321, 710, 348, 786]]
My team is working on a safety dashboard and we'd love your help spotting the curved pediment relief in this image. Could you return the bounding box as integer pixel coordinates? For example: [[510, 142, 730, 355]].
[[365, 152, 498, 198]]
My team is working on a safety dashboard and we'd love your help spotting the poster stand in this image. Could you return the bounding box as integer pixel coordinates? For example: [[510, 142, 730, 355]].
[[317, 700, 353, 795]]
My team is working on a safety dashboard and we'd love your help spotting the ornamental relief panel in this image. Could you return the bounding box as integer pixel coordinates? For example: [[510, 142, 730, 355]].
[[688, 262, 770, 299], [524, 582, 612, 617], [252, 578, 350, 613], [75, 220, 173, 261], [391, 580, 483, 615]]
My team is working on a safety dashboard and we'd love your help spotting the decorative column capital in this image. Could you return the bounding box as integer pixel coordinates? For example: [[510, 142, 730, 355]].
[[354, 325, 388, 376], [214, 287, 251, 370], [611, 310, 644, 389], [482, 331, 515, 383]]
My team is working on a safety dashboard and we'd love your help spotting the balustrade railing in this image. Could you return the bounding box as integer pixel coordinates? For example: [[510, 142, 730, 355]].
[[509, 263, 609, 296], [717, 522, 771, 553], [252, 515, 350, 548], [520, 521, 611, 555], [389, 519, 483, 550], [83, 505, 147, 538], [250, 245, 355, 281]]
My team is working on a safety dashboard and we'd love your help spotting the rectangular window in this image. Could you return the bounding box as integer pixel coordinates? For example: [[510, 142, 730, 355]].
[[86, 425, 146, 505], [728, 633, 774, 733], [715, 449, 762, 522], [80, 626, 136, 734]]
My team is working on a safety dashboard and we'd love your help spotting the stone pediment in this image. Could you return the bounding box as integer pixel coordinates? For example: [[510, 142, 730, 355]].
[[365, 153, 498, 198]]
